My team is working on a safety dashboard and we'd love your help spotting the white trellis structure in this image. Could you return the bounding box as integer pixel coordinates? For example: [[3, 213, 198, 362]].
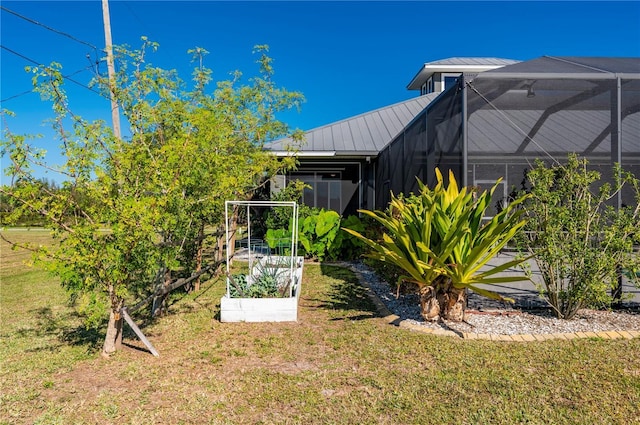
[[220, 200, 304, 322]]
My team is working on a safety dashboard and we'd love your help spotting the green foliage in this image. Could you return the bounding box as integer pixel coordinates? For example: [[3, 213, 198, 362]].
[[1, 39, 304, 353], [228, 260, 292, 298], [298, 208, 341, 261], [228, 273, 281, 298], [262, 179, 363, 262], [264, 180, 309, 231], [265, 228, 292, 254], [344, 169, 531, 302], [515, 154, 640, 319], [326, 214, 367, 261]]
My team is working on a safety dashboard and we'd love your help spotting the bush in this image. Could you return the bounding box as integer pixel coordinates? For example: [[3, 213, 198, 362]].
[[344, 170, 531, 321], [298, 208, 341, 261], [326, 214, 367, 261], [516, 154, 640, 319]]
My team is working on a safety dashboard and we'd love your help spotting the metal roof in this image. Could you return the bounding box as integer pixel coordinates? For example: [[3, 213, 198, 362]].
[[475, 56, 640, 80], [266, 94, 438, 157], [407, 57, 519, 90], [423, 57, 520, 67]]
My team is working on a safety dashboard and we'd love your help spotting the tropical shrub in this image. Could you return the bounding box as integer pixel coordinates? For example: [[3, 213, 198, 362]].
[[298, 209, 341, 261], [326, 215, 367, 261], [265, 228, 293, 254], [344, 169, 531, 321], [515, 154, 640, 319]]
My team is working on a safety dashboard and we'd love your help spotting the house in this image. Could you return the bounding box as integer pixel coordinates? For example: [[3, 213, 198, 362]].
[[267, 56, 640, 216]]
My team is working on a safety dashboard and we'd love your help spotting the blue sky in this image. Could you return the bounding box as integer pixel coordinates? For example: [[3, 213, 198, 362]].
[[2, 1, 640, 180]]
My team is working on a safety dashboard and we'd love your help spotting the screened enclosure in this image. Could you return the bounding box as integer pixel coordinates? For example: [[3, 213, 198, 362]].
[[374, 57, 640, 211], [465, 57, 640, 210]]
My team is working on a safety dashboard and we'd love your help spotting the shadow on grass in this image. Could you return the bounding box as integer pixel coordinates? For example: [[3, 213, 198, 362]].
[[15, 307, 103, 353], [312, 264, 378, 321]]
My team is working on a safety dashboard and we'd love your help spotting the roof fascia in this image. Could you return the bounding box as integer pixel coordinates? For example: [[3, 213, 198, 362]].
[[475, 72, 640, 80], [272, 151, 336, 157], [407, 64, 511, 90], [272, 150, 381, 158]]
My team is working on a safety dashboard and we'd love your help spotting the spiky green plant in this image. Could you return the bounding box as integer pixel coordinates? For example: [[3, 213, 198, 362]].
[[343, 169, 531, 321]]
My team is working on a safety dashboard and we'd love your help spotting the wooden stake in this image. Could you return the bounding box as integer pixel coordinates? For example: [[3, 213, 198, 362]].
[[121, 307, 159, 357]]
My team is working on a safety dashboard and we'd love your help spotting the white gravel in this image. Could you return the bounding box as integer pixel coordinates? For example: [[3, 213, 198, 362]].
[[347, 262, 640, 336]]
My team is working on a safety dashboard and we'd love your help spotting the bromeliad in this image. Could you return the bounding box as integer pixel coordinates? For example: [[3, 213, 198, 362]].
[[344, 169, 531, 322]]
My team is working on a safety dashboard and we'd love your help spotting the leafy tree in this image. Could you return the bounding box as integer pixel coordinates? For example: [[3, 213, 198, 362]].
[[515, 154, 640, 319], [344, 169, 531, 321], [1, 40, 303, 356]]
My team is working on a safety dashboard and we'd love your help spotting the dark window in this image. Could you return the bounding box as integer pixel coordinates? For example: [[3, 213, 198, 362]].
[[444, 75, 459, 91], [291, 171, 342, 212]]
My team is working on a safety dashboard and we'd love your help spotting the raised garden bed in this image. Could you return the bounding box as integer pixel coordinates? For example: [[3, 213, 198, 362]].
[[220, 200, 304, 322]]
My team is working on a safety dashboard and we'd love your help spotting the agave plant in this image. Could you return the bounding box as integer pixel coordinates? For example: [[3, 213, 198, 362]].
[[343, 169, 531, 321]]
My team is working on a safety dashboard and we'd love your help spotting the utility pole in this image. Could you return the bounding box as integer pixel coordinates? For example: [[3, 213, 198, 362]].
[[102, 0, 121, 139]]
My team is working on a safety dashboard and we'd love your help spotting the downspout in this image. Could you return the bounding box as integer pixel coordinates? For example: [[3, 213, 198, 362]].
[[613, 76, 622, 210], [462, 78, 469, 187], [612, 76, 623, 304]]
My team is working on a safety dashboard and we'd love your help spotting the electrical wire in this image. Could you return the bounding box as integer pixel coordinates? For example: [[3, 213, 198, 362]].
[[1, 6, 98, 51], [1, 90, 34, 104], [122, 1, 154, 39], [1, 45, 106, 100]]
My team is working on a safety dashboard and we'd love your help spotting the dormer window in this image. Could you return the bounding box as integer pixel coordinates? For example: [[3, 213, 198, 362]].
[[420, 77, 434, 95], [442, 73, 462, 91], [407, 58, 520, 94]]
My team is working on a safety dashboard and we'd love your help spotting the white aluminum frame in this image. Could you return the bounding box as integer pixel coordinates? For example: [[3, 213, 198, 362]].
[[224, 200, 299, 298]]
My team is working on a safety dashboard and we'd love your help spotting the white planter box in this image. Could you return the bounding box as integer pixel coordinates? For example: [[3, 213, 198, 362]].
[[220, 256, 304, 322], [220, 296, 299, 322]]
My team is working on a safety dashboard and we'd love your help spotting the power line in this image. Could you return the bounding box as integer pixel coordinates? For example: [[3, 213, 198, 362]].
[[1, 6, 98, 51], [1, 89, 34, 104], [1, 64, 97, 103], [1, 45, 106, 100]]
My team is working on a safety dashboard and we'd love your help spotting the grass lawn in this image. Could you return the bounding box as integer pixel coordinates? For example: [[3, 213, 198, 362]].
[[1, 229, 639, 424]]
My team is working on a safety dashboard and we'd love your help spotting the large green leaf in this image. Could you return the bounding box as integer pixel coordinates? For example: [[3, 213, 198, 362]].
[[350, 168, 532, 301]]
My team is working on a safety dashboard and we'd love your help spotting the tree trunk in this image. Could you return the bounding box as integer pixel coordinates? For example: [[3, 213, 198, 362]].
[[419, 286, 441, 321], [419, 277, 467, 322], [152, 268, 172, 317], [102, 308, 123, 357], [437, 282, 466, 321], [215, 227, 224, 264], [193, 223, 205, 292], [228, 207, 239, 265]]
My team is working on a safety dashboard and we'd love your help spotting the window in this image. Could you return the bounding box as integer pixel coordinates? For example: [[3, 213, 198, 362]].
[[292, 171, 342, 212], [442, 73, 461, 91], [420, 77, 435, 95], [474, 180, 506, 219]]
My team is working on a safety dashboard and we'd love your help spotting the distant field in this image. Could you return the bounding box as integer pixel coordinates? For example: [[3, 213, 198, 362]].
[[1, 229, 639, 424]]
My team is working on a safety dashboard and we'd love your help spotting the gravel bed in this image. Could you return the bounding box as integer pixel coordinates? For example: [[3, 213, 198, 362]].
[[347, 262, 640, 336]]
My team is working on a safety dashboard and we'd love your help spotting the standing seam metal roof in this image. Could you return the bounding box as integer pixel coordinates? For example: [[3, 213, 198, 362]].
[[476, 56, 640, 79], [266, 93, 439, 156]]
